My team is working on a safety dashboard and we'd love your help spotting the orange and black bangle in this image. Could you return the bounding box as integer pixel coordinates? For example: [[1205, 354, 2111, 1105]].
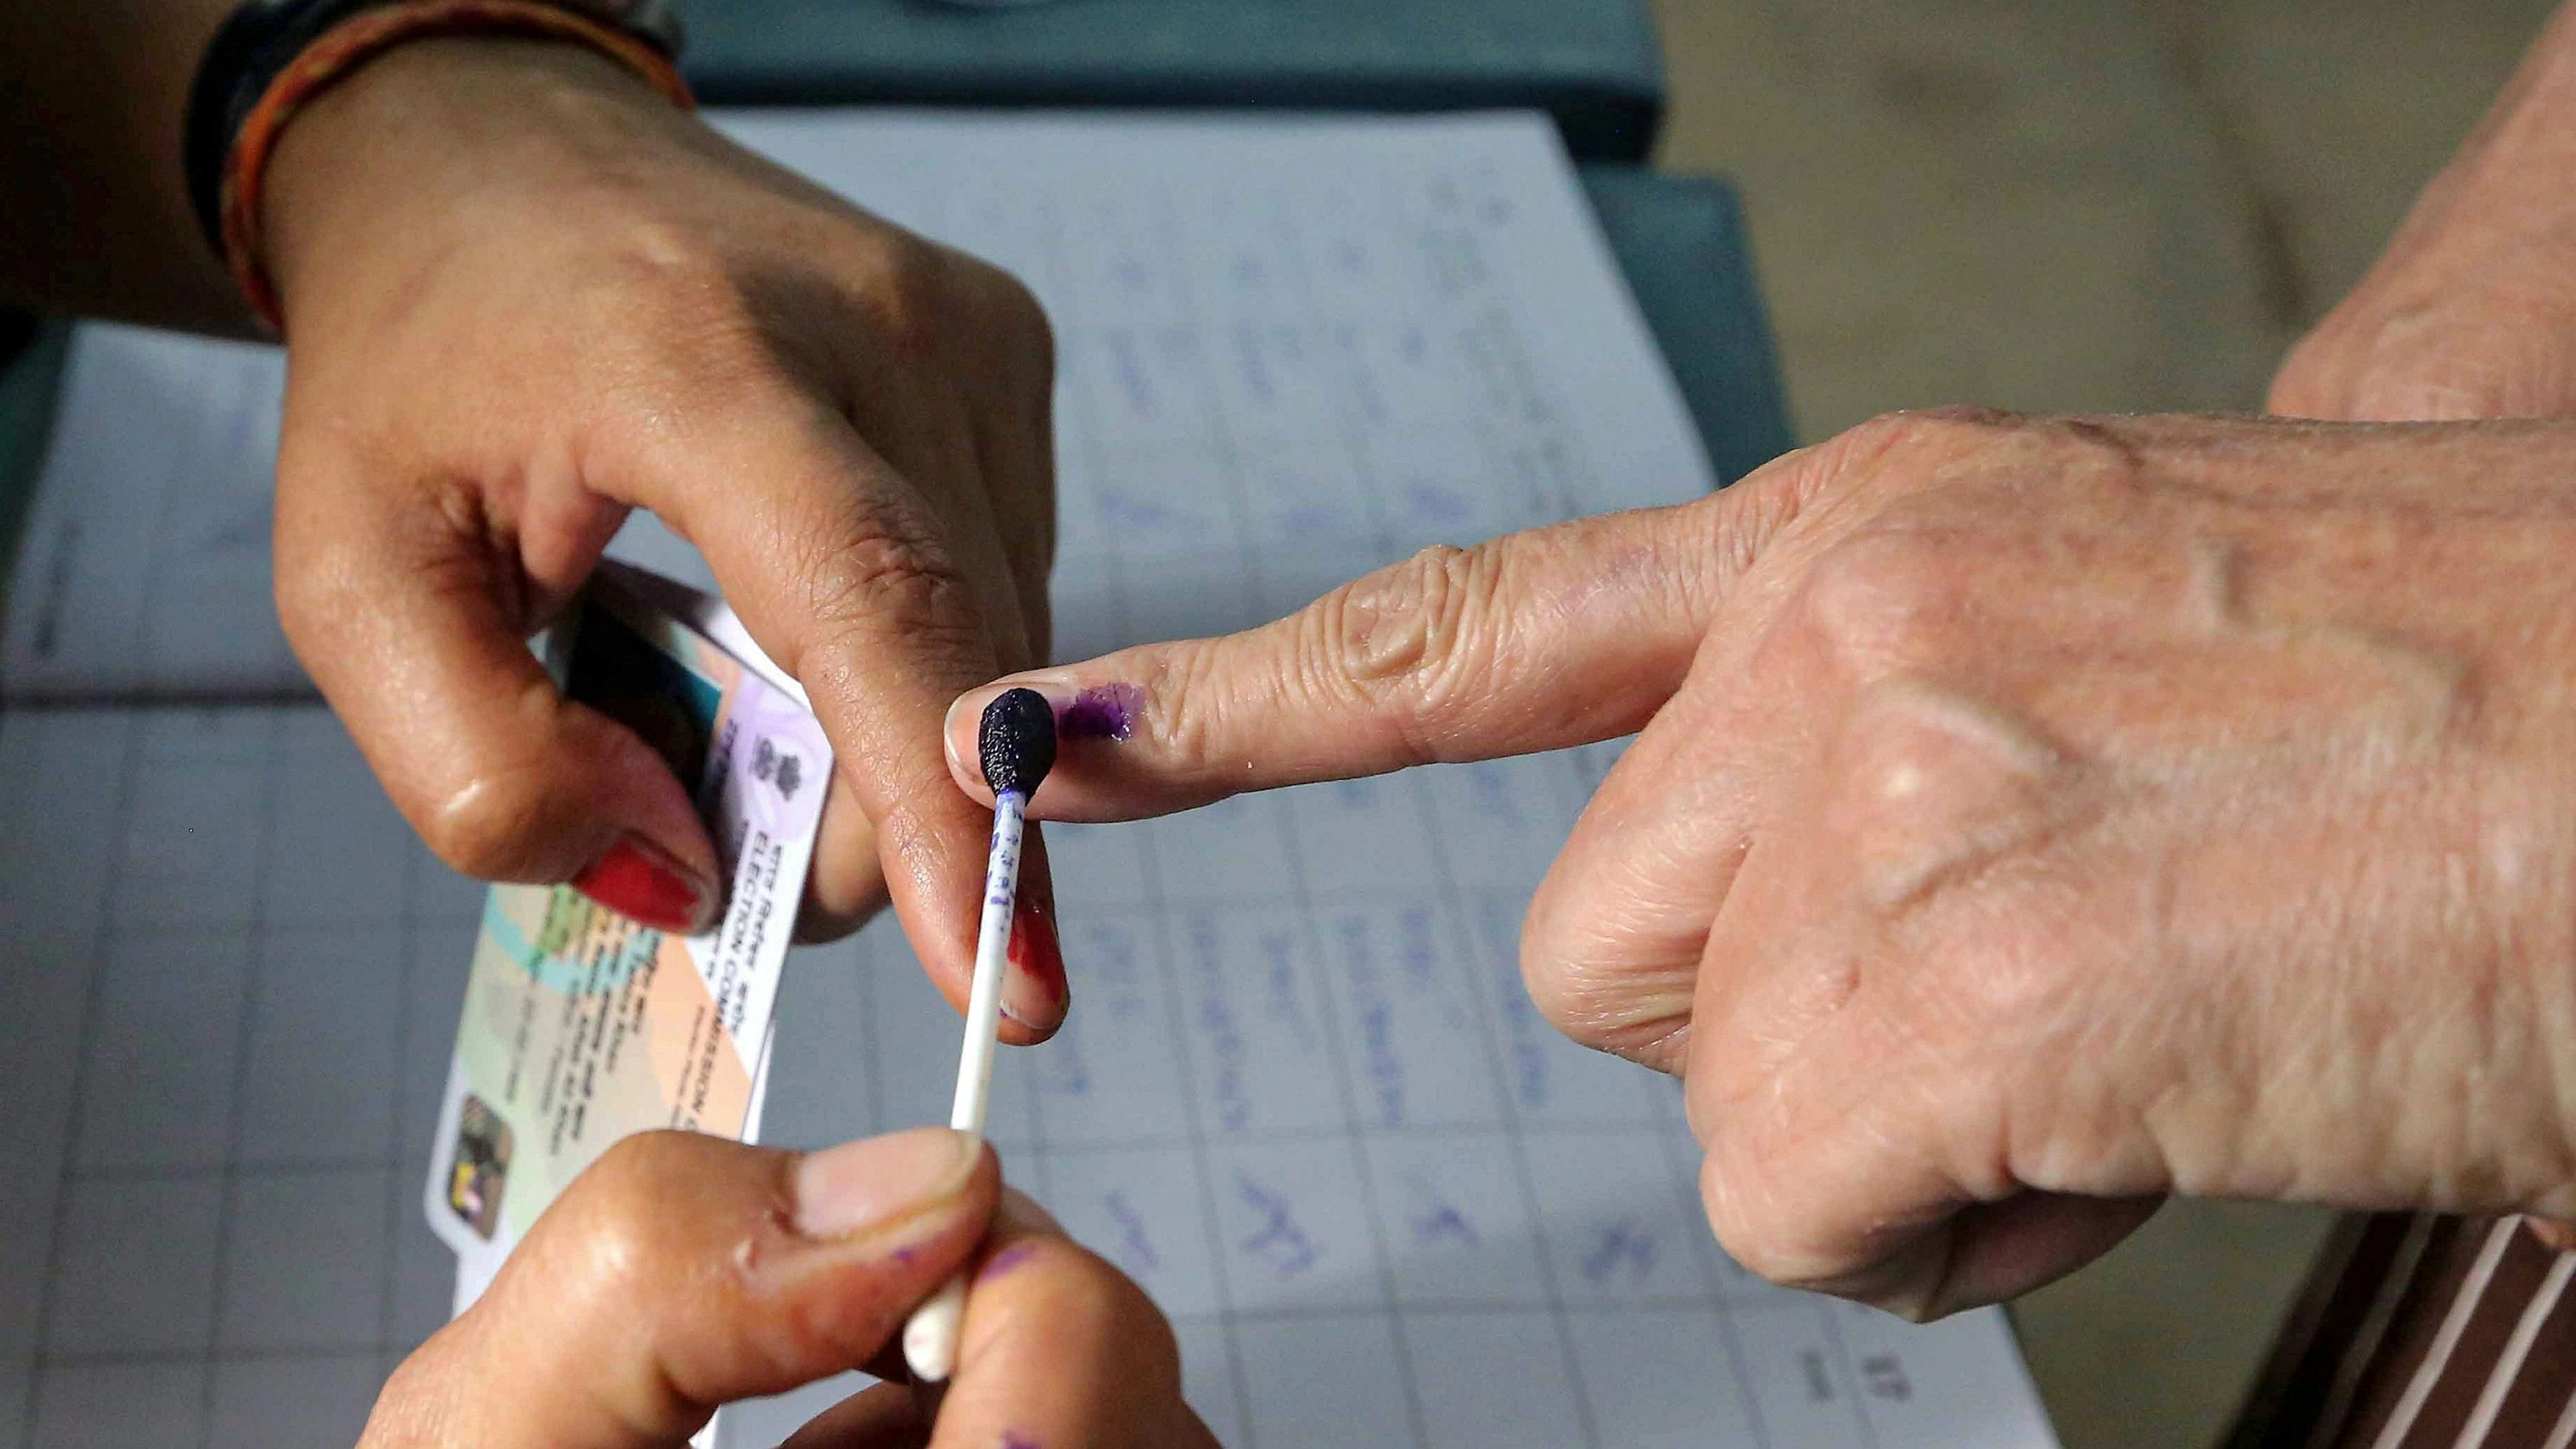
[[197, 0, 692, 331]]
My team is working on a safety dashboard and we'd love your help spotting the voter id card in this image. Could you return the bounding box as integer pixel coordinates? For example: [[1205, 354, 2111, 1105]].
[[423, 564, 830, 1284]]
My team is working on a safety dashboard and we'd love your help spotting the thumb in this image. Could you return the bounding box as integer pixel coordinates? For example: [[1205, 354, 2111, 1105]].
[[363, 1129, 996, 1449], [276, 456, 722, 935], [941, 479, 1804, 820]]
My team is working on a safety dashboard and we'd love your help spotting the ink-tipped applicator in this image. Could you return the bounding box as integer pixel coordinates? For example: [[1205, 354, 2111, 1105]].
[[902, 687, 1057, 1382]]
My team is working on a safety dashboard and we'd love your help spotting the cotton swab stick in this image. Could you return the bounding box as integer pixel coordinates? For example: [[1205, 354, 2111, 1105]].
[[903, 687, 1057, 1383]]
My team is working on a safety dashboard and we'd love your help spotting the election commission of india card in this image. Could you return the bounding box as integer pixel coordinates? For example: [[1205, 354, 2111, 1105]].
[[424, 568, 830, 1290]]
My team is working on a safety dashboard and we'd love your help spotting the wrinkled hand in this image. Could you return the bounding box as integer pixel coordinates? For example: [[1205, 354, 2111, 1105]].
[[262, 38, 1066, 1035], [2270, 3, 2576, 421], [946, 409, 2576, 1318], [364, 1128, 1211, 1448]]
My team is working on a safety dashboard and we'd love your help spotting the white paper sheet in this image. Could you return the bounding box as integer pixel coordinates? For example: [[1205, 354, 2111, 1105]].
[[0, 110, 2060, 1448]]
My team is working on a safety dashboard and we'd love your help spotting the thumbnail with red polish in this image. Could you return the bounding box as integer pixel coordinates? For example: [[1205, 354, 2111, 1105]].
[[571, 834, 712, 935]]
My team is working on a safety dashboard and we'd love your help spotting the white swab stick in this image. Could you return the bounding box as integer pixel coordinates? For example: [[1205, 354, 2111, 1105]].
[[903, 687, 1055, 1384], [900, 786, 1025, 1382]]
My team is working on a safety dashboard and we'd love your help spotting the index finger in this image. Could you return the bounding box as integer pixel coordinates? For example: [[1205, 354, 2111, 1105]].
[[940, 484, 1798, 822], [638, 393, 1062, 1037]]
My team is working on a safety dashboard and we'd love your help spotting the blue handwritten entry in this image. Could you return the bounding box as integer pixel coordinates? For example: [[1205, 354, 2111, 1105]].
[[1311, 901, 1507, 1130], [1522, 1131, 1722, 1309], [1830, 1296, 2044, 1443], [1364, 1136, 1549, 1307], [1233, 1173, 1322, 1277], [1175, 906, 1340, 1136], [1211, 1141, 1378, 1313]]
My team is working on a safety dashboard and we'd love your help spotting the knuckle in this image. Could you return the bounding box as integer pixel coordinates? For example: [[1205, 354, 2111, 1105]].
[[813, 528, 973, 630], [1697, 1146, 1814, 1288], [793, 520, 987, 674], [416, 732, 561, 882], [1763, 407, 2022, 560], [1514, 893, 1694, 1069], [584, 226, 796, 419], [960, 255, 1056, 367], [838, 234, 952, 366], [1788, 529, 1969, 673], [1697, 1134, 1890, 1302], [605, 227, 760, 352], [617, 221, 735, 298], [1829, 407, 2014, 474], [1516, 898, 1609, 1047], [1906, 887, 2080, 1029], [2273, 307, 2560, 421], [2341, 349, 2512, 421], [1299, 543, 1502, 735], [2266, 324, 2349, 415]]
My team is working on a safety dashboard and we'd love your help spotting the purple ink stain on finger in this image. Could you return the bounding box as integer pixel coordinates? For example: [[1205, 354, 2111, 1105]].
[[977, 1242, 1039, 1283], [1057, 683, 1143, 742], [1002, 1434, 1043, 1449]]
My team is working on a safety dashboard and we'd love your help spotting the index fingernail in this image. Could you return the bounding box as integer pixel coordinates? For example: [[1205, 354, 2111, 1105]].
[[794, 1127, 979, 1238]]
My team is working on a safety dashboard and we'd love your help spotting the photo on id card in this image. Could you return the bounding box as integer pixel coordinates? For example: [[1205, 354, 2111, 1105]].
[[423, 565, 830, 1275]]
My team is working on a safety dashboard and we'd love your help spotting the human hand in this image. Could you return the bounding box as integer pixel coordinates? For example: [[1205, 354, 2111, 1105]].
[[259, 37, 1067, 1035], [944, 409, 2576, 1318], [2270, 3, 2576, 421], [363, 1128, 1210, 1448]]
